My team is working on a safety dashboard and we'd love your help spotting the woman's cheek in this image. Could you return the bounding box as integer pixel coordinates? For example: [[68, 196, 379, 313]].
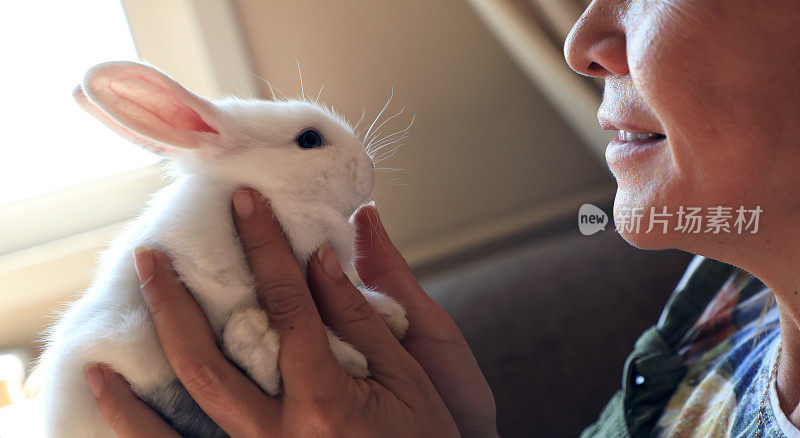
[[627, 9, 683, 129], [627, 9, 710, 181]]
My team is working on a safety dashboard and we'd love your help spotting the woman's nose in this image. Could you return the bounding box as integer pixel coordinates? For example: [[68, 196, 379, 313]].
[[564, 1, 629, 78]]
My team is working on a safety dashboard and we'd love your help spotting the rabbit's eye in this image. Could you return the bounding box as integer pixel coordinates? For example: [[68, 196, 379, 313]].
[[296, 129, 323, 149]]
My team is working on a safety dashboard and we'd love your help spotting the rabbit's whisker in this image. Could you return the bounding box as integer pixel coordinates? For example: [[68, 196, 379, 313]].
[[374, 143, 405, 163], [387, 178, 409, 186], [248, 72, 288, 101], [368, 130, 411, 155], [364, 89, 394, 142], [367, 121, 413, 153], [315, 83, 325, 104], [364, 106, 405, 145], [295, 57, 304, 99], [354, 108, 367, 138], [363, 204, 388, 251], [369, 141, 405, 160], [368, 132, 402, 155], [365, 111, 413, 154], [367, 114, 415, 154], [369, 134, 410, 155], [375, 141, 404, 158]]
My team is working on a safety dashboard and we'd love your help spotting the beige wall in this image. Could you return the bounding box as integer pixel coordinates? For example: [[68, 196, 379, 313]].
[[233, 0, 613, 266]]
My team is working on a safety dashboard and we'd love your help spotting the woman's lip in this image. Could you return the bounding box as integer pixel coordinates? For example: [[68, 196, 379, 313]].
[[598, 119, 664, 135], [605, 136, 667, 164]]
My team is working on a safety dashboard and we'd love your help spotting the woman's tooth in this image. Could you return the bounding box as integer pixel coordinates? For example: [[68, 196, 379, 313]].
[[617, 130, 661, 141]]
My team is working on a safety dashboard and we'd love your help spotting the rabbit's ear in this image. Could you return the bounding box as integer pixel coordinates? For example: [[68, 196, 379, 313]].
[[73, 85, 173, 155], [79, 61, 221, 151]]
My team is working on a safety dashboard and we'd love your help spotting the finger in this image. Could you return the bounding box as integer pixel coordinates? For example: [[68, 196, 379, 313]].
[[134, 247, 279, 435], [353, 206, 495, 424], [308, 243, 429, 394], [353, 204, 449, 331], [231, 188, 346, 398], [85, 363, 180, 438]]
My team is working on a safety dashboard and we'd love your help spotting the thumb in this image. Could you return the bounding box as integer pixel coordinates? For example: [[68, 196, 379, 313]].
[[353, 204, 431, 310]]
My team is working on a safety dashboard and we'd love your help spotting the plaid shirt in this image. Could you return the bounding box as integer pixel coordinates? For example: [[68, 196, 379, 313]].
[[582, 256, 794, 437]]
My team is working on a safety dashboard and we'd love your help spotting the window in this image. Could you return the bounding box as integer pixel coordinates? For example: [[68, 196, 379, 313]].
[[0, 1, 160, 208], [0, 0, 256, 355]]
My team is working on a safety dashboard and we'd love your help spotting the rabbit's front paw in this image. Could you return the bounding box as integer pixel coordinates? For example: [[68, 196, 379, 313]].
[[325, 327, 370, 378], [359, 287, 409, 340], [223, 307, 281, 395]]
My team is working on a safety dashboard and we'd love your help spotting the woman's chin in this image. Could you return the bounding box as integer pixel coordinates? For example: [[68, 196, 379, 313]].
[[611, 188, 681, 251], [615, 227, 674, 250]]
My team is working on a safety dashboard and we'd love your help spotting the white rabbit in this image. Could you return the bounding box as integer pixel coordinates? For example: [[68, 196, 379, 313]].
[[37, 61, 409, 438]]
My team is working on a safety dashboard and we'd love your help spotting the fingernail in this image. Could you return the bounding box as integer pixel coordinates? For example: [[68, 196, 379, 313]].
[[317, 242, 344, 279], [232, 189, 255, 219], [83, 363, 105, 398], [133, 246, 155, 284]]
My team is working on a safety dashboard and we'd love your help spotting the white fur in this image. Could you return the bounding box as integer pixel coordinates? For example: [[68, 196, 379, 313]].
[[38, 61, 408, 437]]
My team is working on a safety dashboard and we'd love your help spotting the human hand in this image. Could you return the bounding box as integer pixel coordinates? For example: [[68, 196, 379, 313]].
[[83, 188, 496, 437], [351, 204, 498, 437]]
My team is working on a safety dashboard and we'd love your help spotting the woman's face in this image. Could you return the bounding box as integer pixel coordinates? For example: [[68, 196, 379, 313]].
[[565, 0, 800, 256]]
